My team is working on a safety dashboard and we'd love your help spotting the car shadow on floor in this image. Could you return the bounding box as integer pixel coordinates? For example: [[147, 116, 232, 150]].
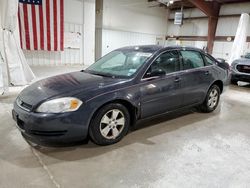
[[32, 107, 218, 163]]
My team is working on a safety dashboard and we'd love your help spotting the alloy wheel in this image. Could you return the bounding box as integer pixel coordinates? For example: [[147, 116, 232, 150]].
[[207, 88, 219, 108], [99, 109, 125, 139]]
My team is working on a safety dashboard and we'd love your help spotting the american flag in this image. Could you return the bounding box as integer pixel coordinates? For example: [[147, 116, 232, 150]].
[[18, 0, 64, 51]]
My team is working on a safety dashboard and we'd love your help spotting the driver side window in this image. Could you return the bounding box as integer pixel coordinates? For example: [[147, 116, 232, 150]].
[[144, 50, 180, 78]]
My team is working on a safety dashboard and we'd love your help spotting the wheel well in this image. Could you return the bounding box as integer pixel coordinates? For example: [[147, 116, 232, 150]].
[[213, 80, 223, 93], [92, 99, 138, 127]]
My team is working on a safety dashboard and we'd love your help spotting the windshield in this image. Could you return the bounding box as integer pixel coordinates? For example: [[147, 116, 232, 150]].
[[244, 53, 250, 59], [86, 50, 153, 78]]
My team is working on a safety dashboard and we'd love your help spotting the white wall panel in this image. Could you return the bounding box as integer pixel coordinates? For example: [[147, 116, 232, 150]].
[[212, 42, 233, 60], [64, 0, 83, 24], [216, 17, 240, 36], [98, 0, 168, 57], [102, 0, 167, 35], [167, 19, 208, 36], [220, 2, 250, 15], [83, 0, 95, 65], [101, 29, 163, 55]]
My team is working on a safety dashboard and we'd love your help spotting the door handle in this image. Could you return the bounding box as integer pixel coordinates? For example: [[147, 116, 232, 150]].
[[174, 77, 181, 82], [205, 71, 209, 75]]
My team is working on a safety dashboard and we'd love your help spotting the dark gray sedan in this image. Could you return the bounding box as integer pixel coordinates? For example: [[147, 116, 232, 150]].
[[231, 53, 250, 84], [12, 45, 229, 146]]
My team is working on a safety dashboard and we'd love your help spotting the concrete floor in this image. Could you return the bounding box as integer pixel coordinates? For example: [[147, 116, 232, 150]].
[[1, 66, 250, 188]]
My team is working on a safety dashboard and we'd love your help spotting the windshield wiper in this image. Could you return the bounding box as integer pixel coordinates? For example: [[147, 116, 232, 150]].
[[87, 71, 116, 78]]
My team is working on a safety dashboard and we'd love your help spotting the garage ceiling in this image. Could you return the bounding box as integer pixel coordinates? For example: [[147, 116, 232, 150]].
[[148, 0, 250, 10]]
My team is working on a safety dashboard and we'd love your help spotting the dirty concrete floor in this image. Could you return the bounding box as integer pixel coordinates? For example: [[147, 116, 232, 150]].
[[1, 66, 250, 188]]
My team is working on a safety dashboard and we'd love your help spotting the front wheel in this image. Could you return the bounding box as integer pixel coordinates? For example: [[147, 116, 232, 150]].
[[89, 103, 130, 145], [199, 85, 220, 113]]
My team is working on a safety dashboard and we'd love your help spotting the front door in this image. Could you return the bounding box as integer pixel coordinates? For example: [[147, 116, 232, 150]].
[[140, 50, 183, 118]]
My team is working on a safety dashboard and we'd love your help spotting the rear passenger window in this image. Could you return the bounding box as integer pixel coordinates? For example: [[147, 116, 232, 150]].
[[204, 55, 214, 66], [180, 51, 205, 70]]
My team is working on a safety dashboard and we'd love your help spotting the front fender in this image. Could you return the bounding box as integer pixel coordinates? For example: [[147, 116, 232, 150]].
[[76, 86, 141, 130]]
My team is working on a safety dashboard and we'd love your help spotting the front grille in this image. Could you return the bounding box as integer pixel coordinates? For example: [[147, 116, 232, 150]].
[[17, 118, 25, 130], [236, 65, 250, 74], [16, 98, 33, 111]]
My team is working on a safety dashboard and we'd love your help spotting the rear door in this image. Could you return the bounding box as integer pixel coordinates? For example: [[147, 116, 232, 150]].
[[140, 50, 183, 118], [178, 50, 214, 106]]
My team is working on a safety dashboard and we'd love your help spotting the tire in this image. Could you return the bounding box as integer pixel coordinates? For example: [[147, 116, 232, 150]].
[[199, 85, 221, 113], [231, 79, 238, 85], [89, 103, 130, 146]]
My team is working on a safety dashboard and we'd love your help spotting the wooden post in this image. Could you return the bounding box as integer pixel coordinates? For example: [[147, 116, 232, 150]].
[[188, 0, 220, 54]]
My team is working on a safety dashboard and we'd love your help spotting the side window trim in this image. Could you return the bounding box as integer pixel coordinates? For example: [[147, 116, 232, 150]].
[[141, 49, 181, 80], [202, 53, 216, 66]]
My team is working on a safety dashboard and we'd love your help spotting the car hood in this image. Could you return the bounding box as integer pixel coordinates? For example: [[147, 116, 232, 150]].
[[232, 58, 250, 65], [18, 71, 127, 106]]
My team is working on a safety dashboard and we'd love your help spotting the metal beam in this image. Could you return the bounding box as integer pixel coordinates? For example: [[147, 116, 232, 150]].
[[187, 0, 220, 17]]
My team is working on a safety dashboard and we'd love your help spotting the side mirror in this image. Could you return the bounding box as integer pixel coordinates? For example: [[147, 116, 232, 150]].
[[146, 69, 166, 77], [216, 58, 225, 64]]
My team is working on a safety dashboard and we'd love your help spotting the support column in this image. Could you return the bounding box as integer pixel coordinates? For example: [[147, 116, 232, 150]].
[[188, 0, 220, 54], [207, 16, 218, 54], [83, 0, 96, 65], [95, 0, 103, 60]]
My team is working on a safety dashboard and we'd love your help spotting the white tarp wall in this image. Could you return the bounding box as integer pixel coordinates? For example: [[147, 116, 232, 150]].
[[228, 13, 249, 64], [0, 0, 35, 94]]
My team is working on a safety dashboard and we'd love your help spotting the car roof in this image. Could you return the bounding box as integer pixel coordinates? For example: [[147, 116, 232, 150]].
[[117, 45, 205, 54]]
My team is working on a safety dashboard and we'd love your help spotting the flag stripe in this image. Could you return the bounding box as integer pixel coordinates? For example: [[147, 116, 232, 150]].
[[19, 3, 26, 50], [50, 0, 54, 51], [31, 5, 38, 50], [57, 0, 60, 53], [23, 3, 30, 50], [60, 0, 64, 51], [42, 0, 47, 50], [27, 5, 34, 50], [46, 0, 51, 51], [35, 5, 40, 50], [54, 0, 58, 51], [39, 5, 44, 50]]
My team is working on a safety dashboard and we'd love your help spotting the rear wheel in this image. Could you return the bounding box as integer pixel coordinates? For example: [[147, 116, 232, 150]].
[[89, 103, 130, 145], [199, 85, 220, 113]]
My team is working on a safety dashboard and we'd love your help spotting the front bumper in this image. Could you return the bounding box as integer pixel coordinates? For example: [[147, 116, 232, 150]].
[[12, 102, 90, 146], [231, 72, 250, 82]]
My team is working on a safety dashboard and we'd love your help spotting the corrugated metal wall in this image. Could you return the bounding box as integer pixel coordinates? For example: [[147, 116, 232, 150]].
[[101, 29, 164, 56], [23, 22, 83, 66]]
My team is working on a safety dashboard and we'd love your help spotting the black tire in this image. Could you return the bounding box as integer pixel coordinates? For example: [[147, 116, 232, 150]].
[[89, 103, 130, 146], [231, 79, 238, 85], [199, 85, 221, 113]]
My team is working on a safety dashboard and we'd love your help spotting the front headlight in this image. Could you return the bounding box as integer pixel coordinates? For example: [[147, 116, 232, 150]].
[[36, 97, 83, 113]]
